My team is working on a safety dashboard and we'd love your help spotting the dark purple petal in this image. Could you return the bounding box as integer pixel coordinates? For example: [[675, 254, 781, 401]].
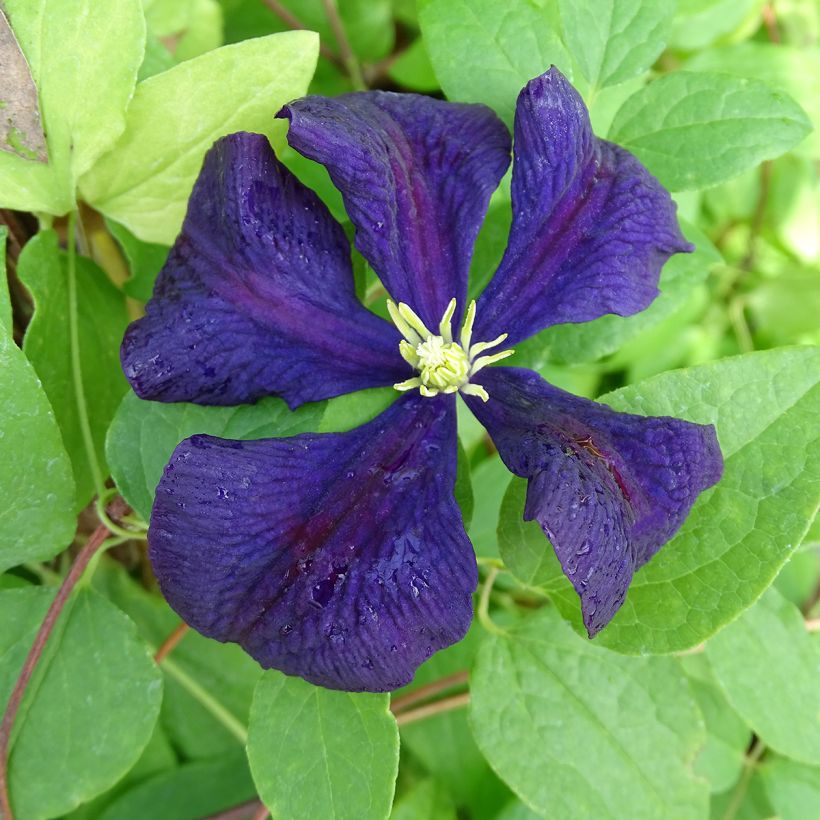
[[463, 367, 722, 636], [278, 92, 511, 329], [474, 68, 692, 346], [121, 132, 408, 409], [149, 394, 477, 692]]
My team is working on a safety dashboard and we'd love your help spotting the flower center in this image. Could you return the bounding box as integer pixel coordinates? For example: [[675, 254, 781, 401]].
[[387, 298, 513, 402]]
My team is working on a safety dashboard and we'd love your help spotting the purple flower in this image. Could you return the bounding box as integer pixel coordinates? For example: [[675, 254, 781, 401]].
[[123, 68, 722, 692]]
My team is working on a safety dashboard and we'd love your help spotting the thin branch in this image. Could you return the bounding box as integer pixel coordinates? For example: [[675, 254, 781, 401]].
[[394, 692, 471, 727], [0, 498, 128, 820], [160, 657, 248, 744], [154, 622, 190, 663], [260, 0, 343, 69], [390, 670, 469, 715], [203, 799, 266, 820], [250, 803, 271, 820], [762, 2, 781, 43], [721, 738, 767, 820], [320, 0, 366, 89]]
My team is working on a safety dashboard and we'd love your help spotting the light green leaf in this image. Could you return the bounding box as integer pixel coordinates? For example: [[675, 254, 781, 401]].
[[99, 751, 255, 820], [470, 606, 708, 819], [558, 0, 674, 90], [0, 230, 76, 572], [106, 389, 325, 523], [706, 588, 820, 765], [547, 347, 820, 655], [670, 0, 764, 51], [18, 230, 129, 510], [760, 757, 820, 820], [0, 0, 145, 214], [0, 587, 163, 819], [418, 0, 572, 125], [609, 72, 812, 191], [248, 672, 399, 820], [143, 0, 224, 62], [81, 31, 319, 244]]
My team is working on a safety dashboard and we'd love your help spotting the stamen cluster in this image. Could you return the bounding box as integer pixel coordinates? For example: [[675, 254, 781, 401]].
[[388, 299, 514, 402]]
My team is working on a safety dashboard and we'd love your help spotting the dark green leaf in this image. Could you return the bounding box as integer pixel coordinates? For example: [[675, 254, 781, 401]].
[[0, 587, 163, 819], [18, 230, 129, 510]]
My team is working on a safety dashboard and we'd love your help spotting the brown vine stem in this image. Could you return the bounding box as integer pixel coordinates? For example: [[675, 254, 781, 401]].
[[390, 670, 469, 715], [394, 692, 471, 727], [320, 0, 366, 90], [260, 0, 344, 70], [154, 622, 190, 663], [204, 799, 266, 820], [0, 498, 128, 820]]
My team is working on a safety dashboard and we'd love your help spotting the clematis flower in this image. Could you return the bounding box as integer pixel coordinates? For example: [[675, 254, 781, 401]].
[[122, 68, 722, 692]]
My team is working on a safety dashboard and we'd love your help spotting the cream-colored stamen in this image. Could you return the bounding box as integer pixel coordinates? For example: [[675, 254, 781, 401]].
[[387, 298, 513, 401]]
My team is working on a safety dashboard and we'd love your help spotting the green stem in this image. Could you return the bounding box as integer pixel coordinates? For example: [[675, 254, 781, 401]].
[[161, 657, 249, 745], [478, 566, 507, 636], [67, 211, 105, 503]]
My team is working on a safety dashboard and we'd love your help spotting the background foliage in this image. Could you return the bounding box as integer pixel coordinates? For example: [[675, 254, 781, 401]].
[[0, 1, 818, 818]]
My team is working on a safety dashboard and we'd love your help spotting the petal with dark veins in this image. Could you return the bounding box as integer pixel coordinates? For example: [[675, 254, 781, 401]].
[[149, 394, 477, 692], [121, 132, 408, 409]]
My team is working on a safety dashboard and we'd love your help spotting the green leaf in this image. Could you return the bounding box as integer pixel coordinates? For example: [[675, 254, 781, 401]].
[[685, 43, 820, 159], [760, 757, 820, 820], [0, 587, 163, 819], [105, 217, 169, 302], [609, 72, 812, 191], [418, 0, 572, 125], [18, 230, 129, 510], [547, 347, 820, 654], [390, 779, 457, 820], [469, 455, 512, 560], [0, 0, 145, 214], [679, 656, 751, 794], [498, 476, 564, 589], [0, 230, 76, 573], [106, 390, 325, 521], [469, 606, 708, 819], [387, 38, 440, 92], [80, 31, 319, 244], [558, 0, 674, 90], [318, 386, 396, 433], [706, 588, 820, 765], [98, 751, 255, 820], [248, 672, 399, 820], [93, 560, 258, 760]]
